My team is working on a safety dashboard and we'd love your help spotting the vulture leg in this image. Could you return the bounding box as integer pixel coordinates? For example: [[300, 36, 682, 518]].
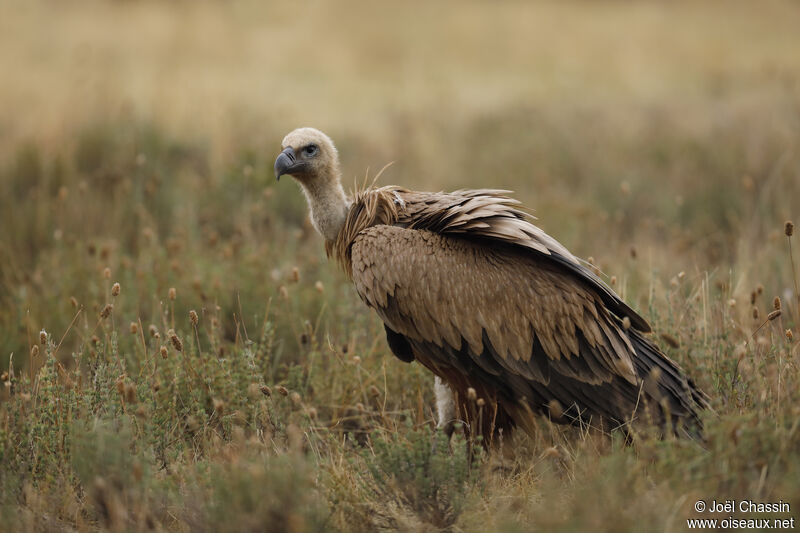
[[434, 376, 457, 436]]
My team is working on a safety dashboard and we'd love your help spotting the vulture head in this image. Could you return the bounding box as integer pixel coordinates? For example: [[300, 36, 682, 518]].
[[274, 127, 340, 185], [274, 127, 349, 241]]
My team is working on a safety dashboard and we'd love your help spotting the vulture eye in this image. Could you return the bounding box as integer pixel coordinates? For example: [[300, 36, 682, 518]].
[[303, 144, 319, 157]]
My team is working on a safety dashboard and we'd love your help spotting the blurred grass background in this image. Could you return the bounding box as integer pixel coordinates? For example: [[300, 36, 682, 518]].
[[1, 1, 800, 531]]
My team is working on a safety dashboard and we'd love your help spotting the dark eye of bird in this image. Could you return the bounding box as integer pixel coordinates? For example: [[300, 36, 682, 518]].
[[304, 144, 318, 157]]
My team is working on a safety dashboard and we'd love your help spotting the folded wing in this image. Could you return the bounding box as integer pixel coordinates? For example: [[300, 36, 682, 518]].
[[351, 224, 639, 389]]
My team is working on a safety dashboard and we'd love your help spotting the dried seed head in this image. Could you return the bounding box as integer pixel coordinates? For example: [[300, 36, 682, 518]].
[[315, 280, 324, 293], [677, 271, 685, 280], [149, 325, 158, 338], [610, 275, 617, 286], [351, 355, 361, 365], [111, 282, 120, 297], [160, 346, 168, 359], [99, 303, 113, 319], [660, 333, 680, 348], [467, 387, 477, 401], [125, 383, 137, 404], [116, 378, 125, 398], [189, 310, 199, 326], [768, 309, 781, 321], [168, 329, 182, 352], [30, 345, 39, 358], [279, 285, 289, 301], [548, 399, 563, 419], [130, 322, 138, 335], [276, 385, 289, 396], [750, 291, 757, 305], [369, 385, 380, 398], [40, 329, 47, 345], [787, 329, 794, 341], [757, 284, 764, 295], [476, 398, 486, 407], [586, 256, 600, 275], [307, 407, 318, 420], [103, 267, 111, 279], [168, 287, 177, 301], [621, 316, 631, 330], [752, 307, 759, 320], [91, 335, 100, 346], [260, 385, 272, 397], [290, 266, 300, 283], [774, 297, 781, 310], [70, 296, 78, 308], [786, 220, 795, 237], [213, 398, 225, 414], [727, 298, 737, 307], [289, 391, 302, 406]]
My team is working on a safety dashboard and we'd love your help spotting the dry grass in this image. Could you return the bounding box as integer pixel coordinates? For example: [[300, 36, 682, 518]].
[[1, 1, 800, 531]]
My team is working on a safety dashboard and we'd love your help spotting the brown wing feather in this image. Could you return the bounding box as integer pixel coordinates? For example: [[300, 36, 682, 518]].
[[330, 187, 648, 334], [394, 189, 652, 332], [350, 225, 638, 387]]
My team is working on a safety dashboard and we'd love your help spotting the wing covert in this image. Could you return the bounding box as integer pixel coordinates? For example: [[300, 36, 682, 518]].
[[394, 189, 651, 332], [350, 224, 639, 387]]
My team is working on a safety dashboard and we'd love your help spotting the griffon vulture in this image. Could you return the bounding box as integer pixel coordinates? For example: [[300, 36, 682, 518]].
[[274, 127, 708, 440]]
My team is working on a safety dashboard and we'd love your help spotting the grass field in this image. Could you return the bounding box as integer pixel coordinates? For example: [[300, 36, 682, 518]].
[[1, 1, 800, 531]]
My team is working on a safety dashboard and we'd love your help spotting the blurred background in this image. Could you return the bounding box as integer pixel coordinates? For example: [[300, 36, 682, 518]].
[[1, 0, 799, 366]]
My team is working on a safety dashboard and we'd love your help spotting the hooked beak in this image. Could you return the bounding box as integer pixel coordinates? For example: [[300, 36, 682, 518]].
[[274, 147, 297, 180]]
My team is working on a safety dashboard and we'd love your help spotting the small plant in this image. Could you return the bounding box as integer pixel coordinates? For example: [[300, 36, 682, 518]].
[[361, 422, 483, 529], [185, 453, 328, 533]]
